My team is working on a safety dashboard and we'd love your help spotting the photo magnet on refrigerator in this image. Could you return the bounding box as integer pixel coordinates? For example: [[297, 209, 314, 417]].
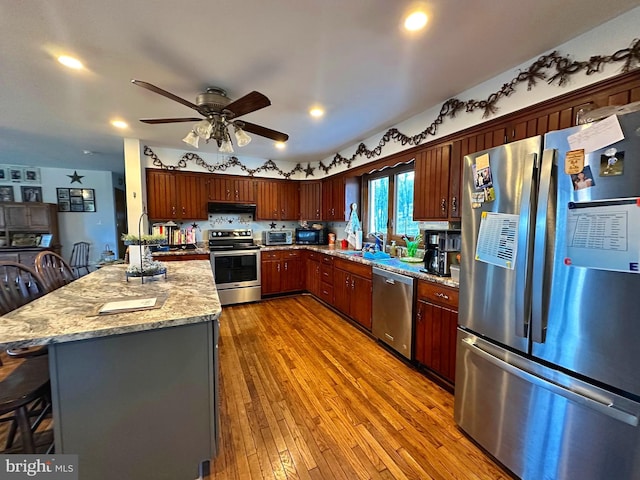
[[599, 148, 624, 176]]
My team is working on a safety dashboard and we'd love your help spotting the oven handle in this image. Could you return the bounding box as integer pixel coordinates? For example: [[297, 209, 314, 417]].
[[210, 249, 261, 258]]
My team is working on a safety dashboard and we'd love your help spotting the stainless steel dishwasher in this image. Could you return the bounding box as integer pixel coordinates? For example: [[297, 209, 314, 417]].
[[372, 267, 414, 360]]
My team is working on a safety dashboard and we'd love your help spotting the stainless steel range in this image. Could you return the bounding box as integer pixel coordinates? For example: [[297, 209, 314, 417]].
[[208, 229, 261, 306]]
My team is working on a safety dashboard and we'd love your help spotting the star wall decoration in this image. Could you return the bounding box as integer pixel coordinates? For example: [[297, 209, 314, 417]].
[[269, 222, 277, 229], [67, 171, 84, 184], [304, 163, 315, 177]]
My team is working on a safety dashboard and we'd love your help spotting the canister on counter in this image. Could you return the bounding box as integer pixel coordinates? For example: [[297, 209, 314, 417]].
[[328, 233, 336, 245]]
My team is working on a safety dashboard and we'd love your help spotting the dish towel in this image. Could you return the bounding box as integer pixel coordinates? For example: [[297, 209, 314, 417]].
[[345, 203, 361, 249]]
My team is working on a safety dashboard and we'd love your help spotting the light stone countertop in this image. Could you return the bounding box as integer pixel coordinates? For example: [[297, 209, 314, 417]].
[[0, 260, 221, 349], [261, 245, 459, 288]]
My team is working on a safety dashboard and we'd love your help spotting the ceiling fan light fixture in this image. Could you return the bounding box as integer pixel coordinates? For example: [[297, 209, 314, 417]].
[[219, 130, 234, 153], [194, 119, 214, 139], [182, 130, 200, 148], [234, 126, 252, 147]]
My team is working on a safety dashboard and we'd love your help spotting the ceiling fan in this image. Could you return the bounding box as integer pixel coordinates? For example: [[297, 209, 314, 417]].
[[131, 80, 289, 152]]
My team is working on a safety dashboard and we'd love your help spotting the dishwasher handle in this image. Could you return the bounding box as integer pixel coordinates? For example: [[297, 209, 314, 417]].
[[372, 267, 414, 286]]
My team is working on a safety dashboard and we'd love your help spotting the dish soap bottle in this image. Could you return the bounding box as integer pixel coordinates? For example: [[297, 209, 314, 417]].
[[390, 240, 397, 257]]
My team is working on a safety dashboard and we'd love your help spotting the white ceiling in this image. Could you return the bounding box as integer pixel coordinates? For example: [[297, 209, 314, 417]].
[[1, 1, 638, 175]]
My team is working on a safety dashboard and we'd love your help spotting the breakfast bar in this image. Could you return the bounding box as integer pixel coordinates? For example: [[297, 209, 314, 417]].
[[0, 261, 221, 480]]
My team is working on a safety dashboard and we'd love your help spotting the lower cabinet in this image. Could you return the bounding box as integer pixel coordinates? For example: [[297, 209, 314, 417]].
[[261, 250, 304, 296], [305, 252, 321, 297], [414, 280, 459, 385], [333, 258, 372, 330]]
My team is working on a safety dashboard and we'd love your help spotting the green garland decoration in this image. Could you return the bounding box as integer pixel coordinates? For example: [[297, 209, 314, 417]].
[[145, 38, 640, 178]]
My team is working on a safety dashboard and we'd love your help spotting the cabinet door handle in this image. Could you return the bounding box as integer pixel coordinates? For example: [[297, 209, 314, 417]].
[[451, 196, 457, 213], [435, 292, 450, 300], [171, 206, 176, 215], [277, 263, 281, 272], [351, 279, 355, 289], [440, 198, 447, 213], [182, 207, 186, 215], [284, 262, 288, 271]]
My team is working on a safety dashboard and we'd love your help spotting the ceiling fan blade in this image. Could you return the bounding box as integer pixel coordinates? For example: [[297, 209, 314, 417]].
[[240, 121, 289, 142], [131, 80, 202, 113], [224, 91, 271, 118], [140, 117, 202, 124]]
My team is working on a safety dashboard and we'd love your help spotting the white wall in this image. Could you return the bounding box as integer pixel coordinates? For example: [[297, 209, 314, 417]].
[[2, 167, 119, 261]]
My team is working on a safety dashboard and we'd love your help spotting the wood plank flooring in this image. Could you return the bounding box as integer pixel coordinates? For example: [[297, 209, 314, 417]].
[[211, 295, 513, 480]]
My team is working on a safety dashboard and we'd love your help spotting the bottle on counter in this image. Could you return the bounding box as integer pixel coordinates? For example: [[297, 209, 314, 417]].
[[390, 241, 397, 257]]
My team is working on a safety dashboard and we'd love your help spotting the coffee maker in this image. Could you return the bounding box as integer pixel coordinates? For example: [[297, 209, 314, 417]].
[[423, 230, 461, 276], [423, 232, 441, 275]]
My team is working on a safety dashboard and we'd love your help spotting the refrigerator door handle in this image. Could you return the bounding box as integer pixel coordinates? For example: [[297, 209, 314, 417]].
[[515, 152, 537, 338], [531, 149, 555, 344], [461, 337, 639, 427]]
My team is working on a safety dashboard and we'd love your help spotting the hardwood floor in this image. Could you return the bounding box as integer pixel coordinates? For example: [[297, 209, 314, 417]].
[[212, 295, 513, 480]]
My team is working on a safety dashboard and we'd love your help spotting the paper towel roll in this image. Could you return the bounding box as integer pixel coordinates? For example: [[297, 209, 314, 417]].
[[355, 231, 362, 250]]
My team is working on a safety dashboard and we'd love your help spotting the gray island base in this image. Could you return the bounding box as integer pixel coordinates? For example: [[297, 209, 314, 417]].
[[0, 261, 221, 480]]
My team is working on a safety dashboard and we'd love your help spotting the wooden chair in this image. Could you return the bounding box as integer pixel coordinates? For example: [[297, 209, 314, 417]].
[[0, 262, 49, 361], [34, 251, 76, 292], [0, 263, 52, 453], [0, 355, 52, 453], [69, 241, 91, 277]]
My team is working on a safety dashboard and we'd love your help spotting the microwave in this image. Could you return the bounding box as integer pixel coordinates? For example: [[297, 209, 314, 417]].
[[295, 227, 328, 245], [262, 229, 293, 245]]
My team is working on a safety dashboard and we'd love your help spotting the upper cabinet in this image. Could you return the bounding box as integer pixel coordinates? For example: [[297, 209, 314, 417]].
[[413, 144, 452, 221], [205, 174, 255, 203], [299, 181, 322, 221], [0, 202, 61, 250], [255, 179, 299, 220], [146, 169, 207, 221], [322, 175, 359, 221]]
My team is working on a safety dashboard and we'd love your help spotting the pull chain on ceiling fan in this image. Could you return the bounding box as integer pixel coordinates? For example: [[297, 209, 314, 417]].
[[131, 80, 289, 152]]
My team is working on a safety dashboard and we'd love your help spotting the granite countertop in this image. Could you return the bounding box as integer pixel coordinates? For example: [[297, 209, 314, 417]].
[[0, 260, 221, 349], [261, 245, 459, 288], [152, 247, 210, 257]]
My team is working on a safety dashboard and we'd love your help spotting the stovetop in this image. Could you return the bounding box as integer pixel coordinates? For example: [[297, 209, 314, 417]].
[[208, 228, 258, 251]]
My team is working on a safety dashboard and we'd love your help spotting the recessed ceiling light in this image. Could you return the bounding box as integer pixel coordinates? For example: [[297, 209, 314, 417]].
[[404, 11, 428, 31], [111, 120, 128, 129], [275, 142, 286, 150], [309, 107, 324, 118], [57, 55, 84, 70]]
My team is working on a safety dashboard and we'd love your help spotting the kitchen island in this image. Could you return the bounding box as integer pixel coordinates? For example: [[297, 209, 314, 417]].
[[0, 261, 221, 480]]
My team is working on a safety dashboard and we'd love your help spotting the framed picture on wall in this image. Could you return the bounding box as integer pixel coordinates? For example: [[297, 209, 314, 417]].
[[23, 167, 40, 183], [0, 186, 14, 202], [21, 186, 42, 202], [58, 188, 96, 212], [10, 168, 22, 183]]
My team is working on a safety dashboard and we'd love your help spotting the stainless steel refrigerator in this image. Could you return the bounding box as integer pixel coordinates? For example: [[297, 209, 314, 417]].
[[455, 109, 640, 480]]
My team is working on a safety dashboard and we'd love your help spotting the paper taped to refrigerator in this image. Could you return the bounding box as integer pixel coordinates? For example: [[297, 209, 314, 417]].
[[565, 198, 640, 273], [567, 114, 624, 154], [475, 212, 519, 269]]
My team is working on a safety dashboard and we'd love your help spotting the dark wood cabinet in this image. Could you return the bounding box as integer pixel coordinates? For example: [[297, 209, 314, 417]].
[[305, 251, 322, 297], [414, 280, 458, 385], [206, 174, 255, 203], [321, 176, 359, 221], [255, 179, 299, 220], [333, 258, 372, 330], [0, 202, 61, 265], [261, 250, 304, 296], [413, 144, 451, 221], [146, 169, 206, 221], [299, 181, 322, 221]]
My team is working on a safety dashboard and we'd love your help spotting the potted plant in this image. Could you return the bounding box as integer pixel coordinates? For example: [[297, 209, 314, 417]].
[[121, 233, 168, 246]]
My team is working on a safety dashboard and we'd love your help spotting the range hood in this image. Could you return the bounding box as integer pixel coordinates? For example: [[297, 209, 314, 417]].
[[207, 202, 256, 215]]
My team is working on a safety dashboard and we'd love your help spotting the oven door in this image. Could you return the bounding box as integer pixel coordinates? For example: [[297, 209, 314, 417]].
[[209, 249, 261, 290]]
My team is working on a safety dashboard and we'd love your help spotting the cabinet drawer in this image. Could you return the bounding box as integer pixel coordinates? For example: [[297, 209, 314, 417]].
[[334, 258, 372, 279], [321, 263, 333, 284], [261, 250, 282, 261], [417, 281, 459, 309], [321, 255, 333, 266], [282, 250, 302, 259], [307, 251, 321, 261], [319, 282, 333, 304]]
